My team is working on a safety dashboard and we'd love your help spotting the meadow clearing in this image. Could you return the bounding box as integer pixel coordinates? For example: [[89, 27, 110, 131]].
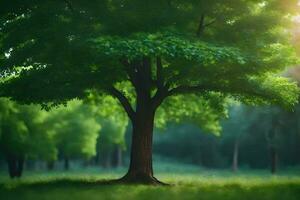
[[1, 165, 300, 200]]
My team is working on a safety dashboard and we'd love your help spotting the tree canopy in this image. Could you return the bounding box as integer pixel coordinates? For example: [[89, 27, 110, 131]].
[[0, 0, 298, 110]]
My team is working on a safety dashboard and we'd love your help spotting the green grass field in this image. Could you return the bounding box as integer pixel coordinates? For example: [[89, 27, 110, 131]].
[[1, 165, 300, 200]]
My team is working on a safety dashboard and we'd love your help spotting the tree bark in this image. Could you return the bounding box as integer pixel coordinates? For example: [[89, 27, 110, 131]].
[[115, 58, 167, 184], [232, 139, 239, 172], [120, 102, 162, 184]]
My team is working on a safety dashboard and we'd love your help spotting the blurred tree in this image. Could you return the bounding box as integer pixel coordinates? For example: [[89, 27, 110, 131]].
[[239, 106, 288, 174], [0, 0, 299, 183], [154, 124, 225, 168], [96, 118, 127, 168], [48, 101, 101, 170], [0, 98, 56, 178], [221, 105, 258, 172], [86, 95, 128, 168]]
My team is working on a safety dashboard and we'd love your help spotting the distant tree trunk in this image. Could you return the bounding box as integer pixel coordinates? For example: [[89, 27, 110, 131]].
[[6, 156, 17, 178], [232, 139, 239, 172], [25, 160, 36, 170], [112, 146, 122, 168], [6, 154, 24, 178], [16, 156, 24, 178], [101, 150, 112, 168], [268, 117, 279, 175], [83, 159, 91, 168], [47, 161, 55, 171], [94, 151, 100, 166], [270, 147, 278, 174], [64, 157, 70, 170]]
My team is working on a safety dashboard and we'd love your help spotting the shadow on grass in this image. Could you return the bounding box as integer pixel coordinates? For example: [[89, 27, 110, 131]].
[[0, 178, 122, 189], [1, 178, 300, 200]]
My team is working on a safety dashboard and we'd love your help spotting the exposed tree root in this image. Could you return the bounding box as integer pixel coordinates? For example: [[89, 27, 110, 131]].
[[114, 173, 169, 185]]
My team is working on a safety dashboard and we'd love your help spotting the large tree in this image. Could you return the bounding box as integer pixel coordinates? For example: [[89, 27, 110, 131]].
[[0, 1, 299, 184]]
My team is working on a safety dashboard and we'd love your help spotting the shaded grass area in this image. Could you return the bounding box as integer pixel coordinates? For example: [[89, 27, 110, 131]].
[[1, 169, 300, 200]]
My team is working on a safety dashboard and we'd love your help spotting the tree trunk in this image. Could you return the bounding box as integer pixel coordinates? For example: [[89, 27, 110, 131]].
[[270, 147, 278, 174], [112, 146, 122, 168], [114, 57, 166, 184], [47, 161, 55, 171], [6, 154, 24, 178], [120, 105, 161, 184], [232, 139, 239, 172], [15, 156, 24, 178], [7, 156, 17, 179], [64, 157, 70, 170], [103, 151, 112, 168], [94, 151, 100, 165]]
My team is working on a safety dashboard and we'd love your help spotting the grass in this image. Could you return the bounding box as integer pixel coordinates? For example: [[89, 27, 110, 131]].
[[0, 164, 300, 200]]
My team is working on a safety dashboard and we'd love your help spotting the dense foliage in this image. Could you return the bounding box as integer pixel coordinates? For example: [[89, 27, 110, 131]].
[[154, 105, 300, 171], [0, 0, 299, 129]]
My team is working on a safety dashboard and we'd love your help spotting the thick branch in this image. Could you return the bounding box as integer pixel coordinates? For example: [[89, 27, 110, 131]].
[[196, 14, 205, 37], [141, 57, 153, 93], [205, 19, 216, 27], [109, 87, 135, 121], [120, 59, 138, 87], [151, 57, 171, 109]]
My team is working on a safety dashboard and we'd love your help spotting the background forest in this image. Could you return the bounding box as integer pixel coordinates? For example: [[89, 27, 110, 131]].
[[1, 95, 300, 176]]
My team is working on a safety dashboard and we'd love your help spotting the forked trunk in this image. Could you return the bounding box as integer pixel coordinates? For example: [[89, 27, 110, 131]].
[[116, 57, 166, 184]]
